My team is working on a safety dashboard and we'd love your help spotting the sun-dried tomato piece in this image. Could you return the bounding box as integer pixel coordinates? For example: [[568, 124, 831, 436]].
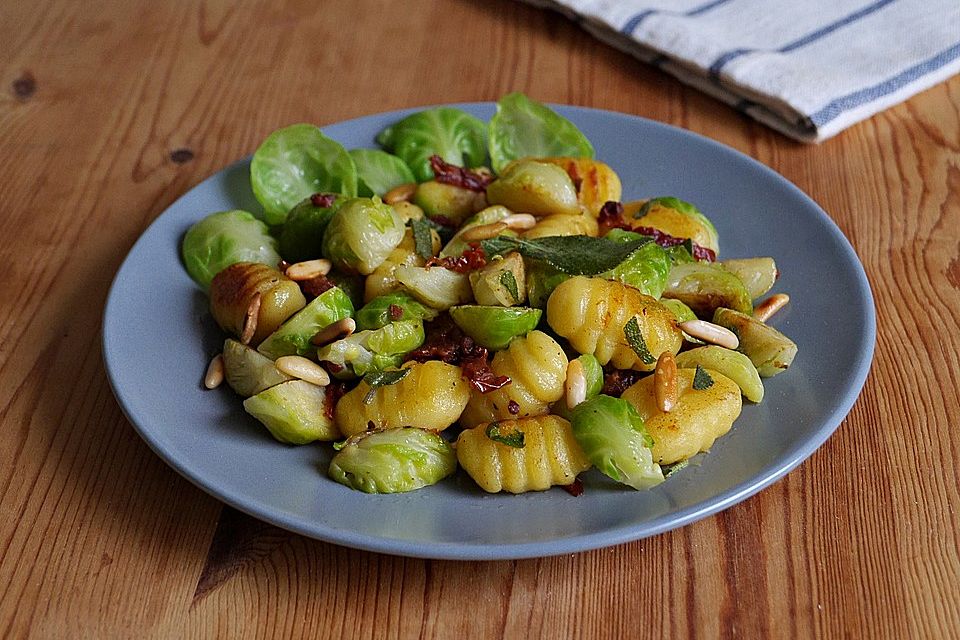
[[598, 200, 631, 233], [424, 244, 487, 273], [561, 478, 584, 497], [429, 155, 493, 192], [322, 379, 347, 421], [632, 226, 716, 262], [310, 193, 337, 208], [388, 304, 404, 321], [601, 368, 645, 397], [461, 354, 511, 394], [507, 400, 520, 415], [300, 274, 337, 299]]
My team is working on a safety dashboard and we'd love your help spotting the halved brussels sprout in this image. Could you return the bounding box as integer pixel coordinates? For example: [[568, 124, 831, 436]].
[[600, 241, 671, 299], [675, 345, 764, 402], [525, 260, 570, 309], [355, 292, 438, 331], [376, 107, 488, 182], [720, 257, 778, 300], [712, 308, 798, 377], [349, 148, 415, 197], [250, 124, 357, 225], [243, 380, 339, 444], [395, 265, 473, 310], [449, 305, 542, 350], [257, 286, 354, 360], [209, 262, 306, 346], [322, 197, 405, 275], [663, 262, 753, 317], [316, 320, 425, 378], [413, 180, 486, 226], [628, 197, 719, 255], [469, 252, 526, 306], [221, 339, 292, 397], [325, 270, 365, 310], [488, 92, 595, 173], [658, 298, 703, 344], [440, 205, 514, 258], [181, 210, 281, 291], [537, 157, 622, 217], [278, 195, 340, 263], [485, 160, 580, 217], [328, 427, 457, 494], [569, 395, 664, 490]]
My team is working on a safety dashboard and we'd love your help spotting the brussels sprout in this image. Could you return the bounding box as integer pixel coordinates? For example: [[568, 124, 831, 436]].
[[243, 380, 339, 444], [449, 305, 542, 350], [395, 265, 473, 310], [675, 345, 764, 402], [569, 395, 664, 490], [278, 195, 340, 263], [349, 148, 416, 197], [629, 197, 719, 255], [413, 180, 485, 226], [181, 210, 281, 291], [605, 228, 695, 266], [328, 427, 457, 494], [250, 124, 357, 225], [221, 339, 292, 397], [554, 354, 604, 420], [322, 197, 405, 275], [317, 320, 425, 378], [325, 270, 365, 309], [355, 292, 438, 331], [440, 205, 514, 258], [488, 92, 595, 173], [209, 262, 306, 345], [663, 262, 753, 317], [485, 160, 579, 217], [537, 157, 622, 217], [257, 286, 354, 360], [713, 308, 798, 378], [469, 252, 526, 306], [721, 257, 778, 300], [600, 241, 671, 299], [658, 298, 703, 344], [376, 107, 488, 182], [525, 260, 570, 309]]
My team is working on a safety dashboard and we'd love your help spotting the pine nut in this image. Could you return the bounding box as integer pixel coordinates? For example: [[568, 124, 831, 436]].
[[679, 319, 739, 350], [240, 293, 261, 345], [754, 293, 790, 322], [383, 182, 417, 204], [502, 214, 537, 230], [460, 221, 509, 242], [275, 356, 331, 387], [565, 359, 587, 409], [285, 258, 332, 281], [204, 354, 224, 389], [310, 317, 356, 346], [654, 352, 678, 413]]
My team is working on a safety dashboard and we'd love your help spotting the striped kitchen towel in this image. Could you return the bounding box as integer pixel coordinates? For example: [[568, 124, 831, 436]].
[[521, 0, 960, 142]]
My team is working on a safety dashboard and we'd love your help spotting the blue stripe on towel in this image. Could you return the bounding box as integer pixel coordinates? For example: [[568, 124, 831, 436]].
[[708, 0, 896, 79], [621, 0, 734, 35], [810, 41, 960, 126]]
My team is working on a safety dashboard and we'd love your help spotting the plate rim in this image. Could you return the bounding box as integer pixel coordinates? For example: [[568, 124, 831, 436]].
[[103, 102, 876, 560]]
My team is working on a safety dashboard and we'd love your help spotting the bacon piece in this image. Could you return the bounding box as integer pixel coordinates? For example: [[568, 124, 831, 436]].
[[424, 244, 487, 273], [429, 155, 493, 192]]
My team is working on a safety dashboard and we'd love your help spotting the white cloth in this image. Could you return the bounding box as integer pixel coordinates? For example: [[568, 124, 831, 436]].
[[521, 0, 960, 142]]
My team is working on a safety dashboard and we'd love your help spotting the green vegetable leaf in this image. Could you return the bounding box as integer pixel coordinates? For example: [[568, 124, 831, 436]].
[[362, 368, 412, 403], [410, 218, 434, 260], [633, 196, 699, 220], [692, 365, 714, 390], [662, 459, 689, 478], [623, 316, 656, 365], [488, 93, 594, 173], [376, 108, 488, 182], [485, 422, 525, 448], [499, 271, 520, 301], [349, 149, 415, 197], [481, 235, 648, 276]]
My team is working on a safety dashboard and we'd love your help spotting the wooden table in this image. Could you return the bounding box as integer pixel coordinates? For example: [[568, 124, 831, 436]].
[[2, 0, 958, 636]]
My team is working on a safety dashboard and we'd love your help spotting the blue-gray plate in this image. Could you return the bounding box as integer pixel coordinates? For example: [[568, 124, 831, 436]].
[[103, 104, 875, 560]]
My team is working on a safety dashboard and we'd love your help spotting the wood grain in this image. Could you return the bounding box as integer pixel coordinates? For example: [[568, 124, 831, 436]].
[[1, 0, 958, 637]]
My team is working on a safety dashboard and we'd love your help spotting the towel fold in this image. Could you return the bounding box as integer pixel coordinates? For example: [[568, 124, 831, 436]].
[[521, 0, 960, 142]]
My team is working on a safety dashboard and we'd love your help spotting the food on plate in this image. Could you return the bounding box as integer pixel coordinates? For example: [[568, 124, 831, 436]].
[[184, 93, 798, 495]]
